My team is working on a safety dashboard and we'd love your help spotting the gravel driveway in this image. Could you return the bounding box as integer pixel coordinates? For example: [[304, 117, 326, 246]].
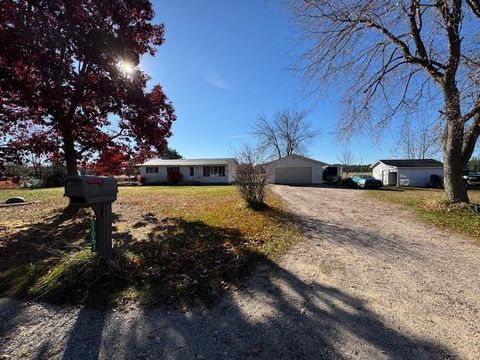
[[1, 185, 479, 359]]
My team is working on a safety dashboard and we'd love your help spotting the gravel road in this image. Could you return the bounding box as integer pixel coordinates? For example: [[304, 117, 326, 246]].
[[1, 185, 479, 359]]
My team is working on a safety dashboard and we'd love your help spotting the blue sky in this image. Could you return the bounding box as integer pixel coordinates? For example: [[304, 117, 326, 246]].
[[141, 0, 399, 164]]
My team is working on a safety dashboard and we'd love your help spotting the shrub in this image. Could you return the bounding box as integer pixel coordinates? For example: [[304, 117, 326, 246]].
[[167, 169, 183, 184], [235, 163, 267, 209], [234, 144, 269, 209]]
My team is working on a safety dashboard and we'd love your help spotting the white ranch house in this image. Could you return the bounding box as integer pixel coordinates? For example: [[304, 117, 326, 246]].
[[138, 158, 236, 184], [138, 154, 340, 185], [371, 159, 444, 187]]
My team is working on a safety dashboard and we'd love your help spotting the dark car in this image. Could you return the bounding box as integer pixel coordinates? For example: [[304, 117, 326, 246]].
[[351, 175, 383, 189], [463, 170, 480, 188]]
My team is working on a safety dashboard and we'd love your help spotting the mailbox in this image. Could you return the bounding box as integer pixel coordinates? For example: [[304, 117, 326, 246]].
[[64, 176, 118, 204], [64, 176, 118, 258]]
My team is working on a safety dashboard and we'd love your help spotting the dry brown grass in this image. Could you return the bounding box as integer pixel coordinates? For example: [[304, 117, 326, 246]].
[[365, 187, 480, 244], [0, 186, 299, 307]]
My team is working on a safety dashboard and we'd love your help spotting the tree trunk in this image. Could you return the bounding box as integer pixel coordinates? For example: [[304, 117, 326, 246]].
[[63, 126, 78, 177], [62, 122, 82, 211], [443, 120, 469, 203]]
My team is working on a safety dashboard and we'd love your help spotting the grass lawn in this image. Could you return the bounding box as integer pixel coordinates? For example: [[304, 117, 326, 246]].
[[0, 186, 299, 308], [364, 187, 480, 244]]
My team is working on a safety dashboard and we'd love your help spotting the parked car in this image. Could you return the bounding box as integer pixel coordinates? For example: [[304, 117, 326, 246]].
[[463, 170, 480, 188], [352, 175, 383, 189]]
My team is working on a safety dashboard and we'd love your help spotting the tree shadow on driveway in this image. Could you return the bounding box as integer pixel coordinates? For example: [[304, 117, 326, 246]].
[[264, 204, 423, 261], [52, 259, 455, 359], [1, 258, 456, 360], [0, 205, 458, 359]]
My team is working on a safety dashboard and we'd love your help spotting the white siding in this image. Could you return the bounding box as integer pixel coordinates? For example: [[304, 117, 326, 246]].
[[265, 155, 324, 184], [372, 162, 444, 187], [372, 163, 397, 185], [140, 164, 234, 184], [139, 166, 166, 184], [398, 168, 444, 187]]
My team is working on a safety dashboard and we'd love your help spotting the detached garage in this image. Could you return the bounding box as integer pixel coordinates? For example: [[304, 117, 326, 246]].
[[264, 155, 327, 185], [371, 159, 444, 187]]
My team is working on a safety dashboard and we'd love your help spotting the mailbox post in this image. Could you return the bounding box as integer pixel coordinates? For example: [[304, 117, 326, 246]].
[[64, 176, 118, 258]]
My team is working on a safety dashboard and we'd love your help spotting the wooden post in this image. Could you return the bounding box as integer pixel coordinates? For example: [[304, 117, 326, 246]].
[[92, 202, 113, 258]]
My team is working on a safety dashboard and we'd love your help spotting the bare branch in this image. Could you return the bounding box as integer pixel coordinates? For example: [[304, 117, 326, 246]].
[[251, 109, 318, 159]]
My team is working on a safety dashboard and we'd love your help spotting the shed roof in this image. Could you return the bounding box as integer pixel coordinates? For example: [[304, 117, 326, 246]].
[[372, 159, 443, 168], [138, 158, 235, 167]]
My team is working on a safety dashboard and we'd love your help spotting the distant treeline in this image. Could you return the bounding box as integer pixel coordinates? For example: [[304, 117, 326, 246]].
[[332, 164, 372, 173]]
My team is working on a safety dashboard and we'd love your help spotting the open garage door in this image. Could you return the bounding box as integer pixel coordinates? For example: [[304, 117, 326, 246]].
[[274, 167, 312, 184]]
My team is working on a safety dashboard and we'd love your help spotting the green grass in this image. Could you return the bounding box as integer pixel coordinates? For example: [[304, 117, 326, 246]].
[[365, 187, 480, 244], [0, 186, 299, 308], [0, 187, 64, 202]]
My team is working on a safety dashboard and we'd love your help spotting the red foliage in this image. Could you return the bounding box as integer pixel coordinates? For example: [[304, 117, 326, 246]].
[[167, 169, 183, 184], [91, 146, 129, 176], [0, 0, 175, 175]]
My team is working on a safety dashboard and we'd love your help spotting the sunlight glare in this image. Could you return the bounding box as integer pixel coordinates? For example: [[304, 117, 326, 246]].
[[117, 59, 136, 77]]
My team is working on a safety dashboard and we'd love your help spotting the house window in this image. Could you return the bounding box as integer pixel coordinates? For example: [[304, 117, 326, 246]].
[[219, 166, 226, 177], [167, 167, 180, 175], [146, 167, 158, 173], [190, 167, 194, 176], [203, 165, 226, 177]]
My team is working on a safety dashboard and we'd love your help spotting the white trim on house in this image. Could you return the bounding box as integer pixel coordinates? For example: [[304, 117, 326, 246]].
[[138, 158, 236, 184]]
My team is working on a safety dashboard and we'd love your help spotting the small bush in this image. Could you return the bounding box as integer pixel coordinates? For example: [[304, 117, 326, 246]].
[[167, 169, 183, 184], [235, 163, 267, 209]]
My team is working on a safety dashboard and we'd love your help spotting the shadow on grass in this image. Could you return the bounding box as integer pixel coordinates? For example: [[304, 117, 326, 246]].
[[0, 197, 428, 309], [0, 208, 265, 309], [0, 257, 457, 359], [0, 206, 90, 270], [120, 216, 261, 307], [0, 207, 93, 298], [0, 203, 461, 359]]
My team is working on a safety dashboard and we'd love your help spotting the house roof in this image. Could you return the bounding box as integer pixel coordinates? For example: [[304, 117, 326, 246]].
[[372, 159, 443, 168], [264, 154, 329, 166], [138, 158, 235, 167]]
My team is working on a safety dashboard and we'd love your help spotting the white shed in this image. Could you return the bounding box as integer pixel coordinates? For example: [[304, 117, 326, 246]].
[[264, 155, 328, 185], [371, 159, 444, 187]]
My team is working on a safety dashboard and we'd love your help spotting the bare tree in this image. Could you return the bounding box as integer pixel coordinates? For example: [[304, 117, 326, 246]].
[[396, 119, 442, 159], [289, 1, 480, 203], [234, 144, 269, 209], [338, 147, 355, 177], [252, 109, 318, 159]]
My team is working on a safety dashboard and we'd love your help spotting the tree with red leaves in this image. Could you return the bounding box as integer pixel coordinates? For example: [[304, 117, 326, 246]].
[[91, 146, 129, 176], [0, 0, 175, 176]]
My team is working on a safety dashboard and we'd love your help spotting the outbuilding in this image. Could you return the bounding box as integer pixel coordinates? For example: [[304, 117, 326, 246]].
[[264, 155, 329, 185], [371, 159, 444, 187]]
